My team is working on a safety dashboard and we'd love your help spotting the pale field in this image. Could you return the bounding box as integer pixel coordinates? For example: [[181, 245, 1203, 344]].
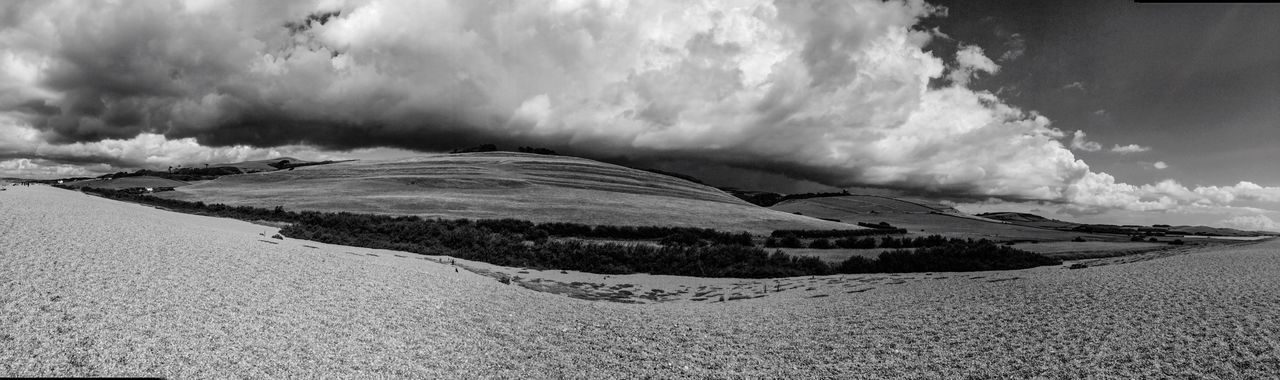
[[159, 152, 854, 234], [4, 185, 1280, 378]]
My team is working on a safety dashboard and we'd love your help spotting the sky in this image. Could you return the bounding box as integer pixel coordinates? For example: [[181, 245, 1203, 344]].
[[1, 0, 1278, 231]]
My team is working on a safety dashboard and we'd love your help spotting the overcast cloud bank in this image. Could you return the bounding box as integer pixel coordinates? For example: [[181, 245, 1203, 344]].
[[1, 0, 1276, 229]]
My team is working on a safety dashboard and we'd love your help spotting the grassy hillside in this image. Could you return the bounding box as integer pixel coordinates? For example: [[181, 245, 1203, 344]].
[[771, 196, 1113, 241], [62, 176, 189, 190], [979, 212, 1081, 230], [207, 157, 300, 172], [159, 152, 855, 233]]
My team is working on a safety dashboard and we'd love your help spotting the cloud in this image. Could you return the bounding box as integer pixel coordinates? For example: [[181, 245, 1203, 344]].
[[1062, 82, 1085, 91], [0, 0, 1275, 221], [947, 44, 999, 86], [1153, 161, 1169, 169], [1220, 214, 1279, 232], [1064, 175, 1280, 212], [0, 119, 341, 177], [1070, 130, 1102, 152], [1111, 144, 1150, 154], [0, 158, 102, 179], [999, 33, 1025, 61]]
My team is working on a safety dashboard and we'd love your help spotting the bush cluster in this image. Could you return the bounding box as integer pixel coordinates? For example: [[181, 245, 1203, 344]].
[[856, 221, 900, 230], [836, 239, 1062, 273], [725, 190, 851, 207], [766, 234, 963, 250], [769, 228, 907, 239], [516, 146, 558, 155], [450, 144, 498, 154]]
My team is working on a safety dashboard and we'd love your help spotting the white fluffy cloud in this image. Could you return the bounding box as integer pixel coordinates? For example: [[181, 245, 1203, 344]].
[[1220, 214, 1280, 232], [1153, 161, 1169, 170], [0, 120, 339, 178], [1070, 130, 1102, 152], [1063, 174, 1280, 213], [1111, 144, 1150, 154], [947, 44, 999, 86], [0, 158, 100, 178]]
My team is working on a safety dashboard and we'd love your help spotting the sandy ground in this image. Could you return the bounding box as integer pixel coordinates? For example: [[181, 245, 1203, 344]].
[[4, 185, 1280, 378]]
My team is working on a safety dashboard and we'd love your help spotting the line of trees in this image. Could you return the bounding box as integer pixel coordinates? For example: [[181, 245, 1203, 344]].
[[766, 234, 958, 250], [449, 144, 560, 156], [856, 221, 900, 230], [769, 227, 907, 239], [837, 240, 1062, 273], [71, 186, 1062, 277], [516, 146, 558, 155]]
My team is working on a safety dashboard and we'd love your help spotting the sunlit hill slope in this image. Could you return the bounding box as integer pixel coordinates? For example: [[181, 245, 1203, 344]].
[[159, 152, 855, 233]]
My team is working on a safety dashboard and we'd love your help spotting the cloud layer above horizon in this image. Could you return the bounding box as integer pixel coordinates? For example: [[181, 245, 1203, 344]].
[[2, 0, 1278, 228]]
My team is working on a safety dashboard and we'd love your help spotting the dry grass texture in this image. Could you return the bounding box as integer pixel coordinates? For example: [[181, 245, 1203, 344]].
[[160, 152, 851, 234], [3, 185, 1280, 378]]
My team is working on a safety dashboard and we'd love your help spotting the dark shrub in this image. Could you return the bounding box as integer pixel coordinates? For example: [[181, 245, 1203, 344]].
[[525, 229, 550, 242], [451, 144, 498, 153], [517, 146, 558, 155], [836, 239, 1061, 274], [660, 232, 702, 247], [1072, 236, 1087, 242], [779, 234, 804, 248], [808, 238, 833, 249], [771, 228, 906, 239], [1169, 239, 1185, 245]]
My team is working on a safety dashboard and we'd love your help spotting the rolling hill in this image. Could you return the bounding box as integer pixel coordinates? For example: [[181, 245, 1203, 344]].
[[157, 152, 856, 233], [209, 157, 304, 173], [770, 196, 1111, 241], [978, 212, 1081, 230]]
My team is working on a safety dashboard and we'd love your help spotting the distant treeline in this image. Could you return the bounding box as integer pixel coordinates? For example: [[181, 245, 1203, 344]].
[[769, 227, 907, 239], [1072, 224, 1217, 237], [837, 241, 1061, 273], [102, 187, 177, 195], [857, 221, 901, 230], [100, 167, 243, 182], [449, 144, 559, 156], [451, 219, 754, 246], [517, 146, 558, 155], [72, 187, 1062, 277], [91, 159, 348, 182], [767, 234, 957, 250], [725, 190, 852, 207], [267, 159, 350, 171]]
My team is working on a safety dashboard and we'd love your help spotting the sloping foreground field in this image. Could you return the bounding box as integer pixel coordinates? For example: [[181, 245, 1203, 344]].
[[772, 196, 1114, 241], [4, 186, 1280, 378], [161, 152, 850, 234]]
